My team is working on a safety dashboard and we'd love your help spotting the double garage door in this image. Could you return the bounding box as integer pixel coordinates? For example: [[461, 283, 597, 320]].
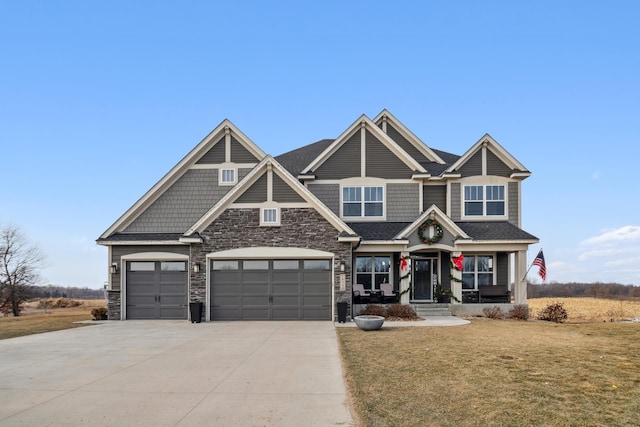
[[211, 259, 332, 321], [126, 261, 188, 319]]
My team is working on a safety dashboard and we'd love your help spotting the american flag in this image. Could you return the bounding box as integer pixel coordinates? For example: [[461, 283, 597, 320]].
[[533, 249, 546, 281]]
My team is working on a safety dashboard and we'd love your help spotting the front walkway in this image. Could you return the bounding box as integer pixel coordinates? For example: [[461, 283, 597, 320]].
[[0, 321, 354, 427]]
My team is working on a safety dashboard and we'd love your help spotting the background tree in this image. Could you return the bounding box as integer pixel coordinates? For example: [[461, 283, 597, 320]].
[[0, 225, 44, 316]]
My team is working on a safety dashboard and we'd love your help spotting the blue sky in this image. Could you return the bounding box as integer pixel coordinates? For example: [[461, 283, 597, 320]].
[[1, 1, 639, 289]]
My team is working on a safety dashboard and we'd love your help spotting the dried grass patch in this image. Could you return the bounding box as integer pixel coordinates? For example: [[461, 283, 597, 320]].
[[0, 306, 100, 340], [529, 297, 640, 322], [338, 319, 640, 427]]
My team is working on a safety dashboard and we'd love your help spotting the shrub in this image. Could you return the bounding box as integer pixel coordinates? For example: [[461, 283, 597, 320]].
[[91, 307, 108, 320], [385, 304, 419, 320], [508, 304, 529, 320], [358, 304, 386, 317], [537, 302, 568, 323], [482, 306, 505, 319]]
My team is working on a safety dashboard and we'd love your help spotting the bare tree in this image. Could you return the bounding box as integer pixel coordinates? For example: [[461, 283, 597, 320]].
[[0, 225, 44, 316]]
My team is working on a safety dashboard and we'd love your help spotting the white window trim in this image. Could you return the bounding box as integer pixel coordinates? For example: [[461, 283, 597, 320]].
[[260, 207, 280, 226], [461, 184, 507, 219], [341, 185, 385, 220], [219, 168, 237, 186]]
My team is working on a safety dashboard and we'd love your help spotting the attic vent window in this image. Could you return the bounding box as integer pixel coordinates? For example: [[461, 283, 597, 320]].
[[261, 207, 280, 226], [220, 168, 236, 185]]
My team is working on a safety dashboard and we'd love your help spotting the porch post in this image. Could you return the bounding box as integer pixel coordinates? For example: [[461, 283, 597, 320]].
[[451, 252, 462, 304], [400, 252, 411, 305], [514, 250, 528, 304]]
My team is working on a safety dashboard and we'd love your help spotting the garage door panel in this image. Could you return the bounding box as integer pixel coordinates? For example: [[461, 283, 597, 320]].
[[243, 295, 269, 305], [303, 295, 331, 305], [272, 271, 298, 281], [303, 308, 331, 320], [303, 283, 329, 294], [272, 308, 300, 319], [243, 284, 269, 294], [242, 308, 269, 320], [212, 308, 241, 320], [272, 283, 299, 294], [128, 307, 157, 319], [272, 295, 299, 305]]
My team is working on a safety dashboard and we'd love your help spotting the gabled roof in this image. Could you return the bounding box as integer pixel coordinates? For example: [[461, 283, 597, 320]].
[[445, 133, 530, 178], [183, 156, 356, 237], [99, 119, 266, 239], [396, 205, 470, 241], [275, 139, 334, 176], [300, 114, 427, 175], [372, 109, 446, 164]]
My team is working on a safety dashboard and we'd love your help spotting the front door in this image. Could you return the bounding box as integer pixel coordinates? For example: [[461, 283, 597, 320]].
[[413, 258, 438, 301]]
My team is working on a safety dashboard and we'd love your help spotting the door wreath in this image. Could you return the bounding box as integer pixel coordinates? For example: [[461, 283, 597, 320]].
[[418, 218, 443, 244]]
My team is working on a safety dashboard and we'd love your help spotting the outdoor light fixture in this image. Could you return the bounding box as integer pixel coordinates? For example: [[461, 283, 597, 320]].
[[110, 263, 118, 274], [340, 262, 345, 272], [193, 262, 200, 273]]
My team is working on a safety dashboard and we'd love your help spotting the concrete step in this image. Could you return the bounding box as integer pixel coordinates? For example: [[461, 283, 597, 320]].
[[414, 304, 452, 317]]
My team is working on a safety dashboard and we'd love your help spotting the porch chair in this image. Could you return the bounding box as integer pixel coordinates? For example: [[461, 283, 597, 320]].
[[352, 283, 371, 303], [380, 283, 398, 303]]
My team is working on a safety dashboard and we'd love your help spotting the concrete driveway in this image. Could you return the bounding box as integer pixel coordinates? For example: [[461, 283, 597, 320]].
[[0, 321, 355, 427]]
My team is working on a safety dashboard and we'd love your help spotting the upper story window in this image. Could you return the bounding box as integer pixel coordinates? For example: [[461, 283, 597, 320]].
[[220, 168, 237, 185], [464, 185, 505, 217], [342, 186, 384, 218]]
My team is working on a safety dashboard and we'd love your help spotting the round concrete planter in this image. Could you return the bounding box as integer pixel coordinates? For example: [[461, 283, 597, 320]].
[[354, 315, 385, 331]]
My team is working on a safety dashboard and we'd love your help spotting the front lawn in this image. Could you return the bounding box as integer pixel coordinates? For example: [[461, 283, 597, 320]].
[[337, 319, 640, 427]]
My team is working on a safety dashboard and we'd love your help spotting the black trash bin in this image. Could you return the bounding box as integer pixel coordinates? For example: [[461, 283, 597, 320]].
[[337, 301, 348, 323], [189, 301, 203, 323]]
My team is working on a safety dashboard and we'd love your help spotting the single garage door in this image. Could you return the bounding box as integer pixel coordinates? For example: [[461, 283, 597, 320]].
[[126, 261, 188, 319], [211, 259, 332, 320]]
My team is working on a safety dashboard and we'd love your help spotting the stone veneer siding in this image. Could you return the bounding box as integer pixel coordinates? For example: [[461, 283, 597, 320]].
[[189, 207, 353, 321], [106, 290, 121, 320]]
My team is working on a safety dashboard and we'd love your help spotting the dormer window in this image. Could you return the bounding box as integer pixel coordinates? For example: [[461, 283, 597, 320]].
[[342, 186, 384, 218], [464, 185, 505, 216], [220, 168, 236, 185]]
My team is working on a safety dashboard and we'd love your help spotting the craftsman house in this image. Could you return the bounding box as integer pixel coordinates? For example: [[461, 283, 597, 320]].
[[97, 110, 538, 321]]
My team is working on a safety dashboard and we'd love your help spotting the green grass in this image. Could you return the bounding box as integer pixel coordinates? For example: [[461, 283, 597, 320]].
[[337, 319, 640, 427]]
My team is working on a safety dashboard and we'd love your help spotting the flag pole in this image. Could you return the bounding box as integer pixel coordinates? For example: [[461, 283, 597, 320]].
[[521, 248, 542, 282]]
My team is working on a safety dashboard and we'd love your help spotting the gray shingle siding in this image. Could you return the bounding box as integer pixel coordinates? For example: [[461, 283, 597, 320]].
[[386, 124, 426, 162], [273, 174, 304, 203], [508, 182, 519, 226], [387, 183, 420, 221], [423, 185, 446, 212], [124, 169, 236, 233], [308, 183, 340, 215], [196, 137, 225, 164], [487, 150, 512, 177], [451, 183, 461, 221], [237, 174, 267, 203], [314, 132, 360, 179], [231, 136, 261, 162], [365, 130, 413, 179], [458, 151, 483, 177]]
